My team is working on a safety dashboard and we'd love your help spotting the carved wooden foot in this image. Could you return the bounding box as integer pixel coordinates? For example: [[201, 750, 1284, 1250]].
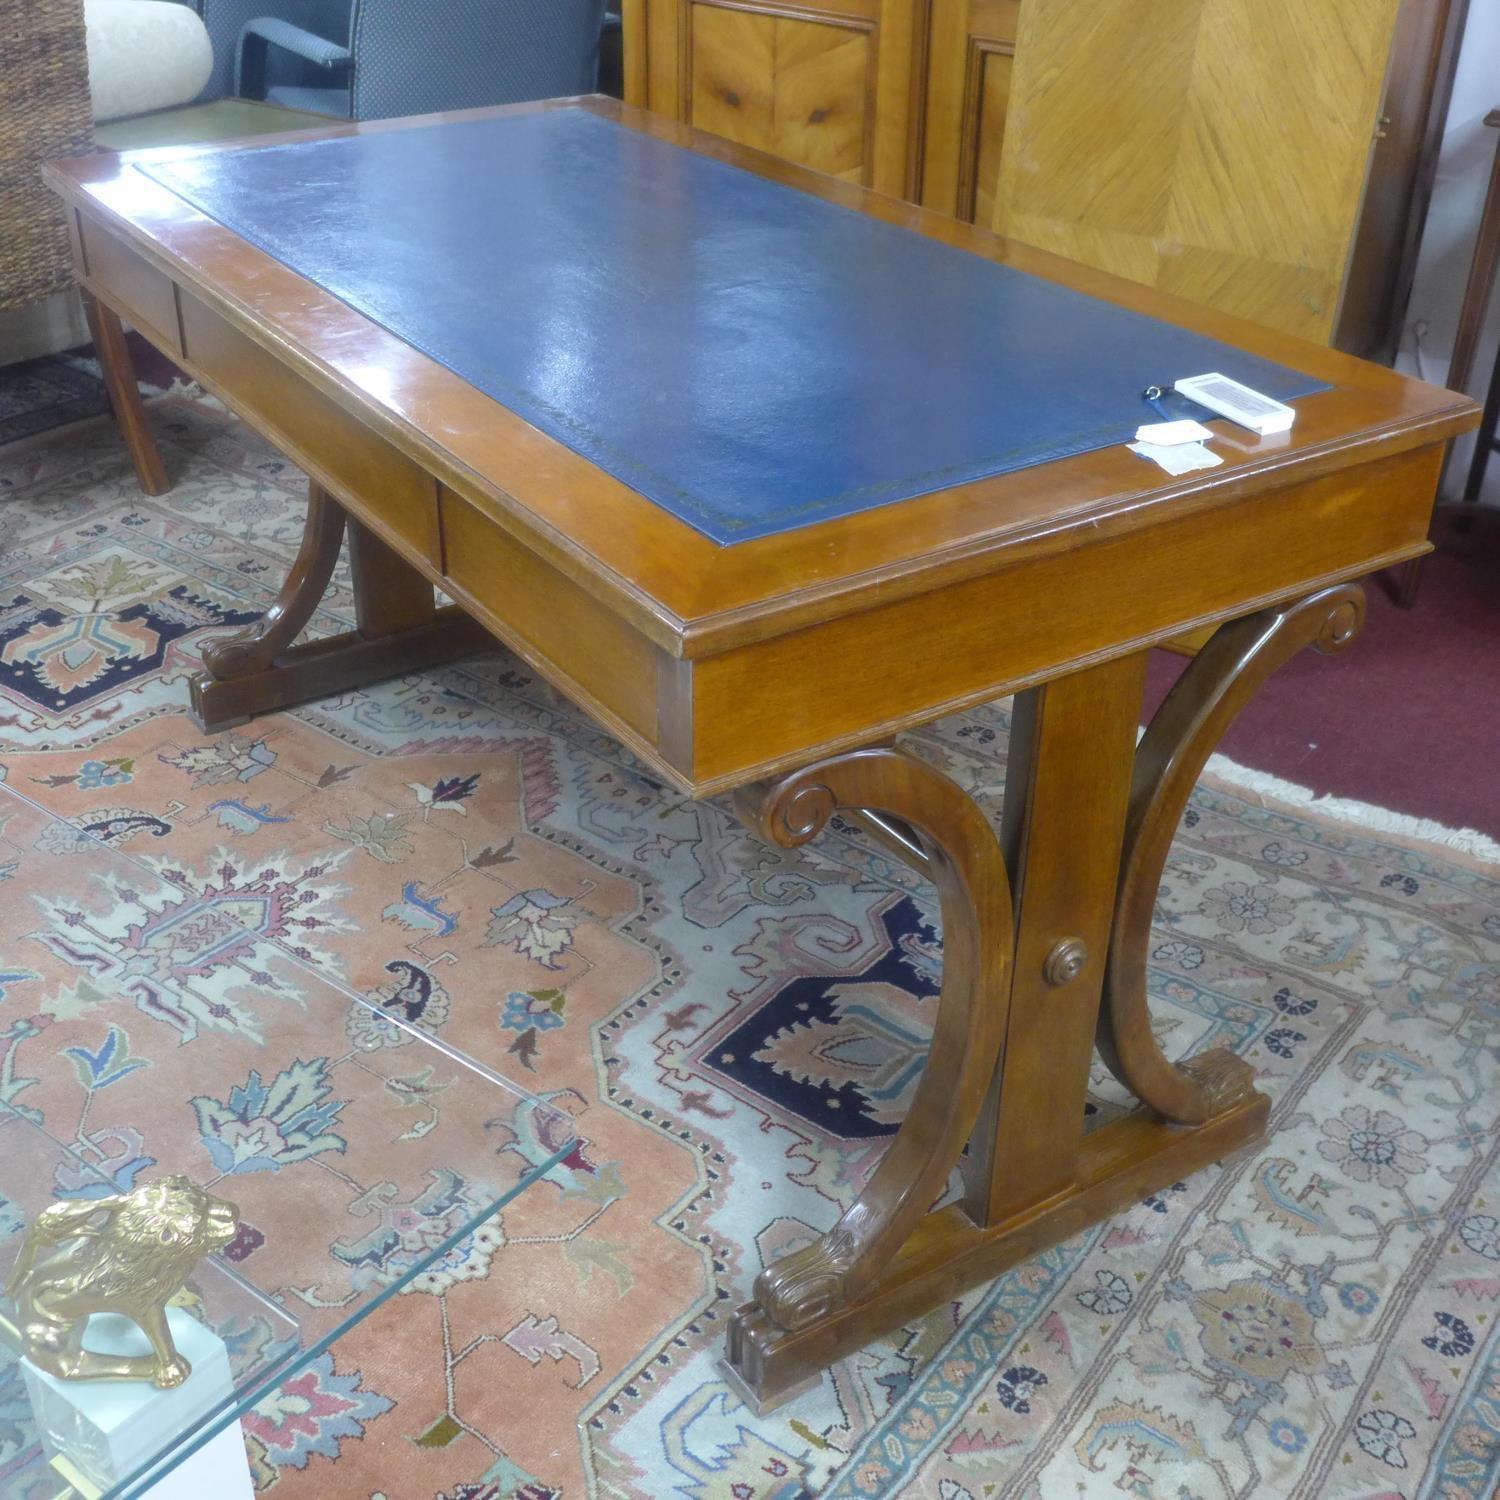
[[83, 292, 169, 497], [1099, 583, 1366, 1123], [190, 483, 491, 731], [725, 1089, 1266, 1413], [725, 746, 1015, 1401]]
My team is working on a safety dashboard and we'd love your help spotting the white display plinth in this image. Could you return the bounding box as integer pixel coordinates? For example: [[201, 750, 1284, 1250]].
[[20, 1306, 253, 1498]]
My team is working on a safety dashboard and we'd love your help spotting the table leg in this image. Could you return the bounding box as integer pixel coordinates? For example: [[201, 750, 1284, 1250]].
[[82, 292, 170, 497], [726, 745, 1016, 1410], [725, 589, 1361, 1410], [1443, 125, 1500, 405], [190, 481, 490, 732], [1099, 582, 1365, 1118], [961, 654, 1147, 1225], [1399, 119, 1500, 609], [1394, 556, 1425, 610]]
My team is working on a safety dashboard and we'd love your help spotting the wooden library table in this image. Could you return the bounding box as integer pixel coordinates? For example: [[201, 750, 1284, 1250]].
[[45, 96, 1477, 1412]]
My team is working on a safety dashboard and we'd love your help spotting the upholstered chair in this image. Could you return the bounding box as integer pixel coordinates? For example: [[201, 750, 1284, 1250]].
[[191, 0, 350, 102], [233, 0, 609, 121]]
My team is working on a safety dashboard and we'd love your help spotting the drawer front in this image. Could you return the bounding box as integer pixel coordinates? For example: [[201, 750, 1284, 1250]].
[[77, 214, 182, 355], [179, 292, 440, 567], [440, 487, 660, 744]]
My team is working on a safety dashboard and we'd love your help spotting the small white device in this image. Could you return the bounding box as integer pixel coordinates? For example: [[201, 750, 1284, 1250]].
[[1174, 373, 1297, 436]]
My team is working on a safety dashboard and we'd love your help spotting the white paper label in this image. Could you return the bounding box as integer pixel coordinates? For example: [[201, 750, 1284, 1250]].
[[1134, 419, 1215, 446], [1128, 439, 1224, 475]]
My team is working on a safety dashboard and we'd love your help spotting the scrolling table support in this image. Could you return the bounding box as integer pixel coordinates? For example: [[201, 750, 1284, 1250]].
[[190, 481, 491, 733], [721, 586, 1363, 1411]]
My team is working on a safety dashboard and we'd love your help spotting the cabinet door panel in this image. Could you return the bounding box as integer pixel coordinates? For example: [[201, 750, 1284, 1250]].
[[994, 0, 1402, 343], [921, 0, 1021, 221], [688, 3, 874, 184], [969, 45, 1014, 229]]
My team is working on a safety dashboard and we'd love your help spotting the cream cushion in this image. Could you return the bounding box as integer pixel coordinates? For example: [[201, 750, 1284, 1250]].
[[84, 0, 213, 123]]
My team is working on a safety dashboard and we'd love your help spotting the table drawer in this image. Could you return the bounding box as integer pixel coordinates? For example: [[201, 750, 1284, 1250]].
[[178, 293, 440, 568], [440, 487, 660, 743], [77, 214, 182, 355]]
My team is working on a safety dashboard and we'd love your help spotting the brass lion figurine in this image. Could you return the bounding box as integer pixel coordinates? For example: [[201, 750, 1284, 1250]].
[[7, 1175, 239, 1388]]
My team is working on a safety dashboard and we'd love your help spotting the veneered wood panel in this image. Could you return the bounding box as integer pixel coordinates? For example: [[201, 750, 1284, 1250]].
[[689, 3, 873, 183], [439, 488, 662, 746], [622, 0, 650, 108], [994, 0, 1402, 343], [635, 0, 1445, 348]]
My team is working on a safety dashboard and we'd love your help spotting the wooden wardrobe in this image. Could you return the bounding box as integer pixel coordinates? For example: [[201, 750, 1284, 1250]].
[[620, 0, 1468, 357]]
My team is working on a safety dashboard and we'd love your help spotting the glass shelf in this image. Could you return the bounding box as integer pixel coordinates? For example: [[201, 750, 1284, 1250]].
[[0, 780, 576, 1498]]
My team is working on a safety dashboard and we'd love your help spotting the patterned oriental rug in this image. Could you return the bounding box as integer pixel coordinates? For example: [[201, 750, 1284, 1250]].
[[1, 390, 1498, 1500], [0, 355, 106, 447]]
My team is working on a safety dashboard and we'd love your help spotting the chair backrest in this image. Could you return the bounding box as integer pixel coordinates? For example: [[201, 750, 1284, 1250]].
[[349, 0, 605, 121], [196, 0, 350, 101], [0, 0, 94, 312]]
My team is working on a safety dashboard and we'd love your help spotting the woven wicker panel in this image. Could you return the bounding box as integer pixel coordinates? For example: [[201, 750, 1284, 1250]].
[[0, 0, 94, 313]]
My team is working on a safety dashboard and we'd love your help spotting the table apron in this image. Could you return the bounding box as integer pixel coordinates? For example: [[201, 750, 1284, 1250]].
[[670, 442, 1439, 788]]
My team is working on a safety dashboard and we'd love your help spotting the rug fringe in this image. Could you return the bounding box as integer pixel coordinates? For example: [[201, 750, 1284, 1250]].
[[159, 376, 206, 401], [61, 351, 202, 401], [1204, 752, 1500, 866]]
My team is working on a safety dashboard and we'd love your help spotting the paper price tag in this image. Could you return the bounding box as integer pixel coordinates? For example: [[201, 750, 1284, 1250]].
[[1134, 419, 1215, 446], [1128, 440, 1223, 475]]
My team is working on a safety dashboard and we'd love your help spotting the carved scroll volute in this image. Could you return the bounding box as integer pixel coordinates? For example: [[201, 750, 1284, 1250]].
[[734, 778, 837, 851], [1100, 583, 1365, 1124], [733, 745, 1015, 1332]]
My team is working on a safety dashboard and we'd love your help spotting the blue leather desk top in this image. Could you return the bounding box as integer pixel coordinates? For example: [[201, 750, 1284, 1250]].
[[141, 108, 1327, 546]]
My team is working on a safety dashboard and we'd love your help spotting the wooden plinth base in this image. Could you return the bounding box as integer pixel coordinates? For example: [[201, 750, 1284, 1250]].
[[725, 1091, 1268, 1412], [189, 609, 492, 733]]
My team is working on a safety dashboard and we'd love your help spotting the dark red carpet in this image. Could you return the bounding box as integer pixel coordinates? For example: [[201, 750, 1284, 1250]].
[[1145, 515, 1500, 840]]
